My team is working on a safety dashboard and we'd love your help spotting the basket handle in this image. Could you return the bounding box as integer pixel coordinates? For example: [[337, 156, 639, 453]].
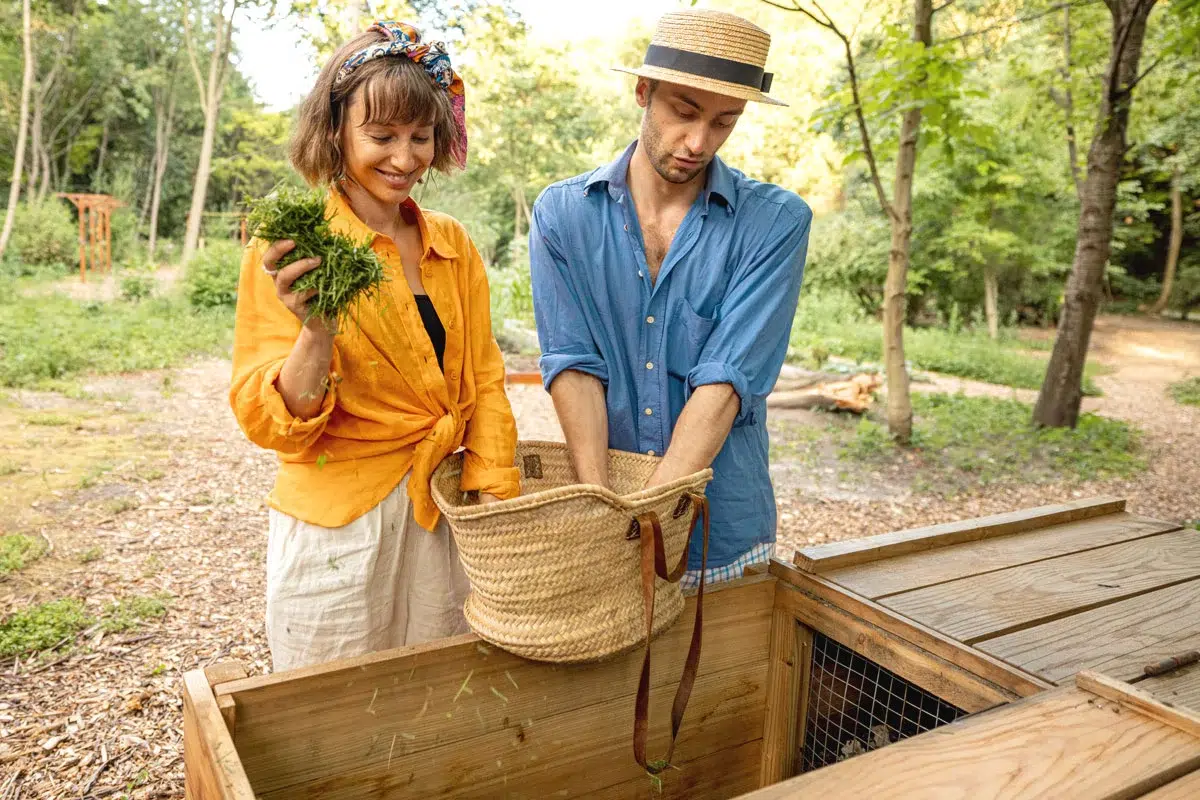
[[632, 492, 709, 775]]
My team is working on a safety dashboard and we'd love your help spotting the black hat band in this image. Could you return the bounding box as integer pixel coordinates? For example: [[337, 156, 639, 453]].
[[643, 44, 774, 93]]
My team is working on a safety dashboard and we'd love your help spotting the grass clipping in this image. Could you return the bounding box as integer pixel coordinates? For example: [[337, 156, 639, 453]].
[[246, 186, 388, 330]]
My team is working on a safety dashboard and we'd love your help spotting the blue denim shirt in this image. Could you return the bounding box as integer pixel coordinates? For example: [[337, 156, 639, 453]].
[[528, 141, 812, 570]]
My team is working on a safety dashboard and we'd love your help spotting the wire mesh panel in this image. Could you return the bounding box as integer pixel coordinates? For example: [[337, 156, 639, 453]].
[[800, 631, 966, 772]]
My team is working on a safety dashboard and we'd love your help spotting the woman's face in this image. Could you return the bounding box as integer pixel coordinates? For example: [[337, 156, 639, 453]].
[[339, 91, 436, 207]]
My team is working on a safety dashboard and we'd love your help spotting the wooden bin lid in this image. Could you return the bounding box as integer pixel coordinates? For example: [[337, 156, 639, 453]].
[[792, 497, 1200, 689], [735, 668, 1200, 799]]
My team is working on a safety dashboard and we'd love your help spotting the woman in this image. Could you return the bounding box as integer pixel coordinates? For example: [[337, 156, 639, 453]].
[[230, 21, 520, 672]]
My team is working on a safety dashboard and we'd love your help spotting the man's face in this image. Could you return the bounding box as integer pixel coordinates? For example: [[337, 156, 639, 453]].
[[636, 78, 747, 185]]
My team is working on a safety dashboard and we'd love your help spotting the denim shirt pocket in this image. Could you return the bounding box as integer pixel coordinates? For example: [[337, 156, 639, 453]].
[[666, 298, 716, 382]]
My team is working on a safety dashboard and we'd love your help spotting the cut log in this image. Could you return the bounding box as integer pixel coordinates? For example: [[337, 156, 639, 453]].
[[767, 373, 882, 414]]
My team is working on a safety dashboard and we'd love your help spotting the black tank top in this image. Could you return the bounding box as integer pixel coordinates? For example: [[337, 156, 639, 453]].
[[414, 294, 446, 373]]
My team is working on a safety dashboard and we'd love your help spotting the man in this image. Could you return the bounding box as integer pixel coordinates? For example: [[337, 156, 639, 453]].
[[529, 8, 811, 587]]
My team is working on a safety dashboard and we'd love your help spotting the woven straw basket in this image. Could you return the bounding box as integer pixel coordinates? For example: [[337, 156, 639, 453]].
[[430, 440, 711, 664]]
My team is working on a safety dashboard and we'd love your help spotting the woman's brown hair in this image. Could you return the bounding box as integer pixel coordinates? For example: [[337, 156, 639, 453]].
[[290, 28, 460, 186]]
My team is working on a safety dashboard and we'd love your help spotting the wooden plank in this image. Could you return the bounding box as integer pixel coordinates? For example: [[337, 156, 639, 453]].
[[793, 496, 1126, 574], [204, 662, 247, 734], [576, 739, 761, 800], [774, 582, 1016, 712], [1137, 665, 1200, 718], [182, 669, 256, 800], [883, 528, 1200, 644], [257, 659, 768, 799], [771, 561, 1051, 700], [1076, 670, 1200, 739], [731, 686, 1200, 800], [759, 601, 806, 785], [1139, 770, 1200, 799], [978, 579, 1200, 684], [826, 513, 1179, 600], [222, 577, 775, 795]]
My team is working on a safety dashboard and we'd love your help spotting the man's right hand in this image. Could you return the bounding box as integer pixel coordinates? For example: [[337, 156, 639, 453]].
[[261, 240, 337, 336]]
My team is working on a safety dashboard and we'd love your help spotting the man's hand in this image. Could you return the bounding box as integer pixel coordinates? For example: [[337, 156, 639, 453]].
[[645, 383, 739, 488], [478, 492, 502, 504]]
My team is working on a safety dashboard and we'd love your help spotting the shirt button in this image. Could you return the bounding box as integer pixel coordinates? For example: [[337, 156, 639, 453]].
[[647, 450, 656, 456], [644, 408, 653, 416], [449, 369, 458, 380], [646, 362, 654, 370], [638, 271, 644, 278], [646, 316, 655, 324], [624, 224, 629, 232]]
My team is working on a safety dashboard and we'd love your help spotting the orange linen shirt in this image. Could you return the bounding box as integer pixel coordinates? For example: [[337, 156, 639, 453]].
[[229, 190, 520, 530]]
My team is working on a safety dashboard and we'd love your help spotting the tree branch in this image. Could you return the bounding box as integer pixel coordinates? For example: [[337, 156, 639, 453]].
[[944, 0, 1099, 43], [932, 0, 956, 13], [183, 7, 209, 115], [1123, 53, 1163, 95], [760, 0, 895, 219]]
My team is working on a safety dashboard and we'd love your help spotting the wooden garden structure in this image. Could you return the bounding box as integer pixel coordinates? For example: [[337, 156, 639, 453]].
[[55, 193, 123, 282], [182, 496, 1200, 798]]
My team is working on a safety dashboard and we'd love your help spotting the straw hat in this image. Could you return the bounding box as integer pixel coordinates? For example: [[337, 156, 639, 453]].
[[614, 9, 786, 107]]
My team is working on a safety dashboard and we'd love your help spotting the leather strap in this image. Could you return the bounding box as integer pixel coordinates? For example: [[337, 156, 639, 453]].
[[632, 492, 710, 774]]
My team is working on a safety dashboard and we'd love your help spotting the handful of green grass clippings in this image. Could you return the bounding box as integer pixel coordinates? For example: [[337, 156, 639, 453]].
[[245, 185, 388, 330]]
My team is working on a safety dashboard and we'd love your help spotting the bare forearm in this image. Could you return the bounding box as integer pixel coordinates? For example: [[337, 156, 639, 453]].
[[648, 384, 738, 487], [550, 370, 610, 487], [277, 327, 335, 420]]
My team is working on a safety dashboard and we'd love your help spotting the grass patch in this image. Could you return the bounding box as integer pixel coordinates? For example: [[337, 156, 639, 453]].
[[0, 288, 232, 389], [101, 496, 139, 515], [0, 598, 94, 658], [841, 393, 1143, 490], [77, 546, 104, 563], [1169, 377, 1200, 407], [101, 594, 170, 633], [789, 293, 1103, 394], [26, 412, 78, 426], [0, 533, 46, 575]]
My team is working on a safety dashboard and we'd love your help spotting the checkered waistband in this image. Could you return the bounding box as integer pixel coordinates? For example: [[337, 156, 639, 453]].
[[680, 542, 775, 590]]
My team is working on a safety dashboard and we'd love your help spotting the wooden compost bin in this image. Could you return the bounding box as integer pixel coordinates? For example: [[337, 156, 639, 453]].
[[183, 496, 1200, 798]]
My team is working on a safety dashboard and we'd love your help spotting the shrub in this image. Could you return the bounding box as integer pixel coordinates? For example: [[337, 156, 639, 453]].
[[185, 240, 244, 309], [8, 201, 79, 272]]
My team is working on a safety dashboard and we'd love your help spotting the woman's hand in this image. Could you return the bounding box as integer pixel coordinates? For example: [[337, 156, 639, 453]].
[[478, 492, 502, 505], [261, 240, 336, 336]]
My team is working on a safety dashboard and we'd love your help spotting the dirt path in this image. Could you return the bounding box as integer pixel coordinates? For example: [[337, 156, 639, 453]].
[[1, 315, 1197, 797]]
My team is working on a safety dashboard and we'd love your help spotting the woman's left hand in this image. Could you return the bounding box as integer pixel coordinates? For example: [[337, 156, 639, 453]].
[[478, 492, 502, 504]]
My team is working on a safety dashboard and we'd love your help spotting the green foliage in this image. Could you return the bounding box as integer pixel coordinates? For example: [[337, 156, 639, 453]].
[[6, 201, 78, 272], [0, 534, 47, 576], [843, 393, 1143, 488], [789, 292, 1103, 394], [1169, 377, 1200, 407], [0, 599, 94, 658], [100, 594, 170, 633], [0, 289, 233, 389], [185, 241, 244, 309], [245, 186, 388, 328]]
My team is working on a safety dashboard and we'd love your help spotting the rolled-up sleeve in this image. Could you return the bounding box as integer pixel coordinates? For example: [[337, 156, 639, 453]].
[[529, 191, 609, 391], [687, 201, 812, 426], [459, 237, 521, 499], [228, 240, 341, 454]]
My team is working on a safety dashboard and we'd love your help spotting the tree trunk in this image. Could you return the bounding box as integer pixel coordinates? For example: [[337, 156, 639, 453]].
[[182, 3, 238, 264], [94, 117, 110, 189], [882, 0, 933, 444], [1148, 167, 1183, 315], [28, 96, 43, 198], [0, 0, 35, 260], [984, 264, 1000, 339], [1059, 7, 1083, 198], [148, 85, 177, 264], [1033, 0, 1157, 428]]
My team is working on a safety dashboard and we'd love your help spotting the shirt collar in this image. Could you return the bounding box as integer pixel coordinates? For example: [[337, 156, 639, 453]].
[[327, 188, 459, 259], [584, 140, 738, 214]]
